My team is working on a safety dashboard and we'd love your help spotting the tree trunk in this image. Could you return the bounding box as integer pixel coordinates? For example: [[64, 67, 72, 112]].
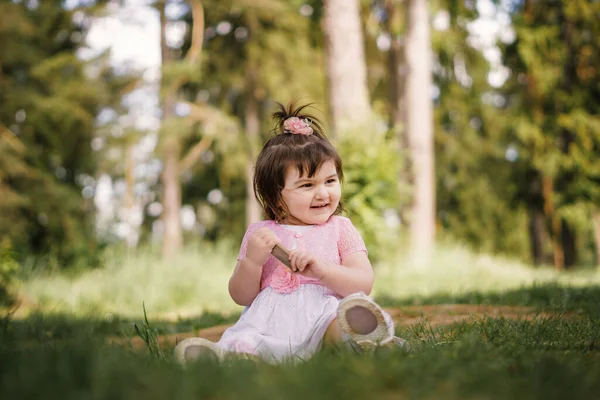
[[124, 144, 140, 248], [592, 211, 600, 267], [322, 0, 371, 137], [385, 0, 411, 223], [161, 135, 182, 256], [528, 208, 545, 265], [405, 0, 435, 262], [245, 67, 262, 226], [386, 0, 406, 131], [160, 3, 182, 257], [244, 12, 263, 226], [542, 175, 563, 271], [561, 219, 576, 269]]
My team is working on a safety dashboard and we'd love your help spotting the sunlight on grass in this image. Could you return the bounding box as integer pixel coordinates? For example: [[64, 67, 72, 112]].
[[373, 243, 600, 301], [20, 243, 243, 318], [18, 242, 600, 318]]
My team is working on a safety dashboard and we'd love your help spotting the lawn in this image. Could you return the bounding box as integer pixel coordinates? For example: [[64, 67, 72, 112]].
[[16, 242, 600, 318], [2, 244, 600, 399]]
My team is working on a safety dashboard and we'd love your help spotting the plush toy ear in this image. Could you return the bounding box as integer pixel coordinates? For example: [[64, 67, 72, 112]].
[[271, 244, 292, 269]]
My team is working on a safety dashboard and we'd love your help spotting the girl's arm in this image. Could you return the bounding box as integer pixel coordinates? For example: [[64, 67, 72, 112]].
[[228, 257, 263, 306], [318, 252, 374, 297], [286, 217, 374, 297], [228, 227, 280, 306], [287, 249, 374, 297]]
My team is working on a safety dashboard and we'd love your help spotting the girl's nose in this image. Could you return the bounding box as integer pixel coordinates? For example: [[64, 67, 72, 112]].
[[315, 185, 329, 199]]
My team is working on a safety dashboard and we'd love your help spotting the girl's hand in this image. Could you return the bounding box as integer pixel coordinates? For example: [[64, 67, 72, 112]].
[[245, 228, 280, 267], [288, 250, 327, 280]]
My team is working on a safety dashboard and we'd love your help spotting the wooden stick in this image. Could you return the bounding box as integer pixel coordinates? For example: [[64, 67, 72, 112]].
[[271, 243, 292, 269]]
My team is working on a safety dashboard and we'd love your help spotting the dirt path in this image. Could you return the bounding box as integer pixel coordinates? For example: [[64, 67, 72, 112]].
[[112, 304, 578, 350]]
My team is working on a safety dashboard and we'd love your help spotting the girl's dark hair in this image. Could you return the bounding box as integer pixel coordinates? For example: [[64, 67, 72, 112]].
[[253, 102, 344, 221]]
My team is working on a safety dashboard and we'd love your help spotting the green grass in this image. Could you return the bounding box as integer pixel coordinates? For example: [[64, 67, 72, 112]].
[[16, 242, 600, 319], [4, 243, 600, 399], [18, 243, 243, 318], [374, 244, 600, 301], [2, 302, 599, 400]]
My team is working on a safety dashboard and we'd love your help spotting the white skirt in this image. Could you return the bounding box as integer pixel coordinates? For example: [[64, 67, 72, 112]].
[[217, 284, 341, 363]]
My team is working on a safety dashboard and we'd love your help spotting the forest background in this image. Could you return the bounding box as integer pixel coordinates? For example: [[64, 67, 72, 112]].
[[1, 0, 599, 312]]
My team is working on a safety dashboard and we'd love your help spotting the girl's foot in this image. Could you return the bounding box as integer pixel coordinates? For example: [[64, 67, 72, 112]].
[[383, 336, 411, 352], [174, 338, 226, 364], [174, 337, 263, 365], [336, 292, 396, 352]]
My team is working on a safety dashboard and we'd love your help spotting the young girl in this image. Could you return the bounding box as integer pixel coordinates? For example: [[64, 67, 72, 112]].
[[175, 103, 406, 364]]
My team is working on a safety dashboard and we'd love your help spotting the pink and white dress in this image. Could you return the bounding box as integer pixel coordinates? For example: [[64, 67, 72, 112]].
[[216, 215, 368, 363]]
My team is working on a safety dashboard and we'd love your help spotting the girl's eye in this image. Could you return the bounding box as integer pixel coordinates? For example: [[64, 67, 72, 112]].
[[301, 183, 313, 188], [326, 178, 337, 184]]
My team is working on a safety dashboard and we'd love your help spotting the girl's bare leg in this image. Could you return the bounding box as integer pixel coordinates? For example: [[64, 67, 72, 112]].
[[323, 317, 343, 347]]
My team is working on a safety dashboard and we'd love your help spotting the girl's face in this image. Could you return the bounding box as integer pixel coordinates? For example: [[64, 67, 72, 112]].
[[280, 159, 341, 226]]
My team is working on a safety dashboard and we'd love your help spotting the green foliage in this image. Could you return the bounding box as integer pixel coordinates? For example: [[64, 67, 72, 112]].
[[336, 125, 404, 260], [1, 0, 598, 271], [133, 302, 166, 360], [198, 0, 325, 105], [501, 0, 600, 265], [174, 0, 327, 244], [0, 239, 19, 308], [0, 1, 114, 269], [427, 1, 532, 258]]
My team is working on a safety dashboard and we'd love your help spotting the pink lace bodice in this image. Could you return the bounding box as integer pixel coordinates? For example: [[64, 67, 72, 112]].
[[237, 215, 367, 293]]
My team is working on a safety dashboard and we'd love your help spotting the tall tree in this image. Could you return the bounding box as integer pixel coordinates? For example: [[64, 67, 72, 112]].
[[404, 0, 435, 261], [155, 0, 206, 256], [0, 1, 113, 268], [182, 0, 324, 237], [379, 0, 411, 221], [502, 0, 600, 269], [428, 0, 524, 258], [243, 9, 266, 226], [322, 0, 372, 137], [158, 1, 183, 256], [382, 0, 407, 131]]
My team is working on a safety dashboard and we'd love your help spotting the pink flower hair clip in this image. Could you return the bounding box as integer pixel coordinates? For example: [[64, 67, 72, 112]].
[[283, 117, 313, 136]]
